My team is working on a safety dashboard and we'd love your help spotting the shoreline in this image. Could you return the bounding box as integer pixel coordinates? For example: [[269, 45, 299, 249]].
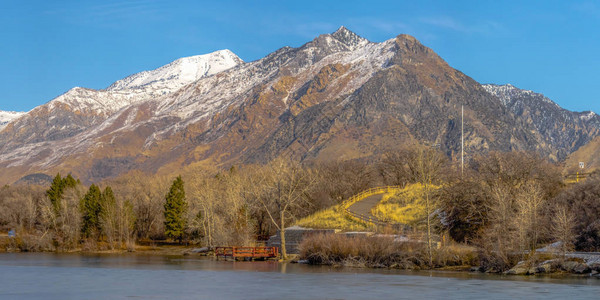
[[2, 233, 600, 279], [2, 245, 599, 279]]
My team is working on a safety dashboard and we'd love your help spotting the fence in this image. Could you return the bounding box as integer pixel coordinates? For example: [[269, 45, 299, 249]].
[[341, 186, 409, 230], [214, 246, 279, 259]]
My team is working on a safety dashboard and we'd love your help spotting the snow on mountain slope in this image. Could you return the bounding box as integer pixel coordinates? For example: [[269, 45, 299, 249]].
[[49, 49, 244, 116], [145, 26, 395, 141], [579, 111, 598, 121], [0, 26, 396, 171], [482, 83, 558, 107], [481, 83, 600, 125], [5, 27, 599, 184], [107, 49, 243, 93], [0, 49, 243, 151], [0, 110, 25, 129], [482, 83, 599, 124], [164, 28, 386, 120], [482, 83, 600, 160]]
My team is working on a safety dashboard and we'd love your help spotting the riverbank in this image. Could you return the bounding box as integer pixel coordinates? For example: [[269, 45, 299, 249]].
[[297, 233, 600, 278], [0, 234, 205, 256], [3, 234, 600, 278]]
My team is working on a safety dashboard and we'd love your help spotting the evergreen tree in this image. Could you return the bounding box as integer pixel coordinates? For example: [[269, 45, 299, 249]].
[[46, 173, 64, 212], [81, 184, 102, 238], [164, 176, 187, 242], [63, 174, 79, 188], [46, 173, 81, 214]]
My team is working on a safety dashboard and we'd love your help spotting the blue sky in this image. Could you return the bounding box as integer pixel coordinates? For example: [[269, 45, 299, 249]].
[[1, 0, 599, 113]]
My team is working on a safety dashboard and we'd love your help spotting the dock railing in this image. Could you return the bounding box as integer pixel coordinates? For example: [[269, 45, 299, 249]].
[[215, 246, 279, 259]]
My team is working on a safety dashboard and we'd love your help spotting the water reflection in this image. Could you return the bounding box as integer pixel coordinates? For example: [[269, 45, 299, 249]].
[[0, 253, 599, 300]]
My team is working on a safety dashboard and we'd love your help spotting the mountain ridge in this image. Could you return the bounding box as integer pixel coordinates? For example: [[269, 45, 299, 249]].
[[0, 49, 243, 154], [483, 83, 600, 160], [0, 28, 597, 185]]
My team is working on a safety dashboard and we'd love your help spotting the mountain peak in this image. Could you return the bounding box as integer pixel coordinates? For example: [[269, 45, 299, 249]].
[[397, 33, 417, 42], [332, 26, 351, 35], [330, 26, 369, 50], [107, 49, 243, 92], [175, 49, 242, 67]]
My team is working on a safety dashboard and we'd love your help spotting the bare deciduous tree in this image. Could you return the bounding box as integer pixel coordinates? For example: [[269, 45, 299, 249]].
[[110, 172, 168, 240], [257, 158, 317, 259], [514, 182, 546, 253], [551, 204, 576, 259], [41, 185, 85, 250], [99, 189, 135, 250], [405, 144, 446, 267], [378, 151, 413, 187], [0, 186, 39, 231], [186, 166, 255, 248]]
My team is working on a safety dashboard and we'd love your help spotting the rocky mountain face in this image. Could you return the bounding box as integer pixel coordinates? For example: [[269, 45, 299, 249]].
[[0, 110, 25, 130], [482, 84, 600, 161], [0, 50, 242, 151], [0, 27, 597, 184]]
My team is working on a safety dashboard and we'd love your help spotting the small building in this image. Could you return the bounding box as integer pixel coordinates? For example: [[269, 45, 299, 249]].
[[267, 226, 338, 254]]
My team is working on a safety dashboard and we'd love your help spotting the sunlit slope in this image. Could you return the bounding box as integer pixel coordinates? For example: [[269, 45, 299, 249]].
[[296, 184, 434, 231]]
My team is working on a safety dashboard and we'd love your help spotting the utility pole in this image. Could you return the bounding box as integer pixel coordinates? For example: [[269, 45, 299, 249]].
[[461, 105, 464, 177]]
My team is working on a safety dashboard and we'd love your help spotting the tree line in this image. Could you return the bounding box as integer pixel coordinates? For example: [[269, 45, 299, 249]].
[[1, 146, 599, 267]]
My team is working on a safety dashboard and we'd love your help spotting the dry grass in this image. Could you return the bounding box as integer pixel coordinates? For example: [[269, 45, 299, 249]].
[[295, 205, 371, 231], [433, 242, 479, 268], [296, 184, 436, 231], [3, 233, 55, 252], [300, 233, 480, 269], [371, 184, 430, 226], [299, 233, 427, 268]]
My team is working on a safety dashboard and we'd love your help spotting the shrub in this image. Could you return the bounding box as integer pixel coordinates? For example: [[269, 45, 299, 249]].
[[299, 233, 427, 268]]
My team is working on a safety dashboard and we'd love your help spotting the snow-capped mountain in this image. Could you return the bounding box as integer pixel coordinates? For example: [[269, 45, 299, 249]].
[[0, 49, 243, 148], [1, 27, 599, 184], [51, 49, 244, 116], [107, 49, 243, 93], [0, 26, 396, 177], [0, 110, 25, 130], [483, 83, 599, 126], [483, 83, 600, 160], [483, 83, 559, 109]]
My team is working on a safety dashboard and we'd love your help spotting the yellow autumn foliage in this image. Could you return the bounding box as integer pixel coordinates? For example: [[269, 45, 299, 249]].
[[371, 183, 438, 227], [296, 184, 439, 231], [295, 205, 371, 231]]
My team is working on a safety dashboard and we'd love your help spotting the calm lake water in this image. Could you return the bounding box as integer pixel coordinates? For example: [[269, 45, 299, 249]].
[[0, 253, 599, 299]]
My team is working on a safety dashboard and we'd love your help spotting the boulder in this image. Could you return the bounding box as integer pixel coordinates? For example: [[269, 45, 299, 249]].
[[562, 260, 590, 274], [561, 261, 580, 272], [535, 259, 558, 274], [589, 263, 600, 272], [574, 264, 591, 274], [506, 262, 530, 275]]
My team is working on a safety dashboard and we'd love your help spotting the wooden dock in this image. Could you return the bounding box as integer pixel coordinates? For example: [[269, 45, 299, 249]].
[[215, 246, 279, 260]]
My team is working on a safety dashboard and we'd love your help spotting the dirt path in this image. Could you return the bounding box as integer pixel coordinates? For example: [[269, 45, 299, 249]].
[[347, 193, 384, 220]]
